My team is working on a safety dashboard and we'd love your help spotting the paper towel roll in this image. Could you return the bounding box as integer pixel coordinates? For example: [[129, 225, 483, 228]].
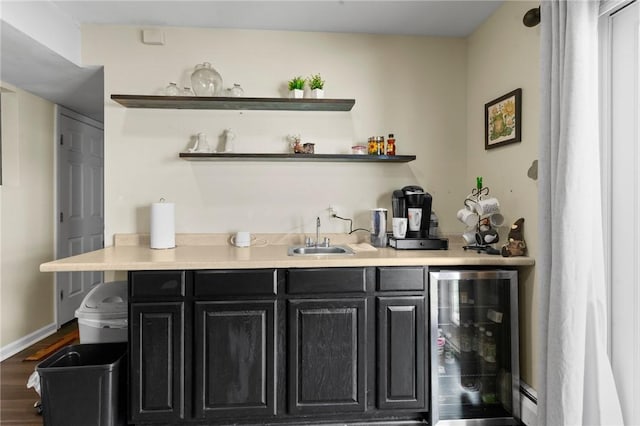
[[150, 201, 175, 249]]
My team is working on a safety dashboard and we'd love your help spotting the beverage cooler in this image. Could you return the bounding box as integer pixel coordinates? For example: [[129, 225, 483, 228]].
[[429, 270, 520, 425]]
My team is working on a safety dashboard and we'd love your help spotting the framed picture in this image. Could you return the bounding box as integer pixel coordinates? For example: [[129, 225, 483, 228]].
[[485, 88, 522, 150]]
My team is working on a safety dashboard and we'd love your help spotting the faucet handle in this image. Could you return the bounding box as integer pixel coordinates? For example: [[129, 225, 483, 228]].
[[305, 236, 313, 247], [322, 237, 330, 247]]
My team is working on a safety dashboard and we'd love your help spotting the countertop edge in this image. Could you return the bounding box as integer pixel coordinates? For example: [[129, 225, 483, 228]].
[[39, 244, 535, 272]]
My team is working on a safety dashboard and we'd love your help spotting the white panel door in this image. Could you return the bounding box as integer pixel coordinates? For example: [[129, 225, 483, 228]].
[[56, 108, 104, 326]]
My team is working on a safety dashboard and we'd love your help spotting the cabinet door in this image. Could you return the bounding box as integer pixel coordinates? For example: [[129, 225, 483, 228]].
[[377, 296, 426, 410], [288, 298, 367, 414], [130, 302, 184, 424], [194, 300, 276, 419]]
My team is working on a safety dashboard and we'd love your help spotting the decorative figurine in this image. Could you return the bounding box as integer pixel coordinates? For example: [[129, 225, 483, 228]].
[[501, 218, 527, 257]]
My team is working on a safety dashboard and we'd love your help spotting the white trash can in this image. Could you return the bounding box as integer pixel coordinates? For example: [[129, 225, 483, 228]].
[[75, 281, 128, 343]]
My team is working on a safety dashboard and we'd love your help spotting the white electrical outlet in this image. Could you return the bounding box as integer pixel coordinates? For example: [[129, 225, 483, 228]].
[[328, 205, 338, 218]]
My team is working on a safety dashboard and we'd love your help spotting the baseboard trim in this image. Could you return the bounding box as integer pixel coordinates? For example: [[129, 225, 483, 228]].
[[520, 382, 538, 426], [0, 322, 57, 362]]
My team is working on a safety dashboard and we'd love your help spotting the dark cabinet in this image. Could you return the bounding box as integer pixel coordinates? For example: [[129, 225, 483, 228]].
[[287, 298, 367, 414], [375, 266, 428, 412], [193, 300, 276, 419], [129, 301, 185, 423], [128, 266, 431, 425], [377, 296, 426, 410]]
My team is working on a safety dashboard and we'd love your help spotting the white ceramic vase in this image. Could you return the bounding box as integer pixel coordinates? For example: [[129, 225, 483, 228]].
[[289, 89, 304, 99], [310, 88, 324, 99]]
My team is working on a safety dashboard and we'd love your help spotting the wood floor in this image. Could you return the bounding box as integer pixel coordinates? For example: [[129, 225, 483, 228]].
[[0, 321, 78, 425]]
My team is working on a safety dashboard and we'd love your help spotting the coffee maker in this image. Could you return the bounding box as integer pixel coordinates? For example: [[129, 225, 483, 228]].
[[392, 185, 432, 237], [389, 185, 448, 250]]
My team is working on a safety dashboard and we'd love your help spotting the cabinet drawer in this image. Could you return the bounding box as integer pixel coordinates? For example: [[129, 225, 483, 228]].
[[194, 269, 277, 297], [377, 267, 425, 291], [287, 268, 366, 294], [130, 271, 185, 298]]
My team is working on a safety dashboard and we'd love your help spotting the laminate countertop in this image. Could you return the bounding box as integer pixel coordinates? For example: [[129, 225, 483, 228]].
[[40, 233, 534, 272]]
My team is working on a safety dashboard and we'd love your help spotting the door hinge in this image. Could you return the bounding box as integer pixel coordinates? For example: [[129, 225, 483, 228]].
[[59, 212, 63, 223], [60, 290, 64, 301], [59, 135, 63, 146]]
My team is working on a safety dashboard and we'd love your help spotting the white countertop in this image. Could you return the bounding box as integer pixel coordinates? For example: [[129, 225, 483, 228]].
[[39, 233, 534, 272]]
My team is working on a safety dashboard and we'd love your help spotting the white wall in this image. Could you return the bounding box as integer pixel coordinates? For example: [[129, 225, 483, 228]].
[[466, 1, 540, 389], [0, 1, 81, 65], [81, 26, 468, 243], [83, 21, 541, 388], [0, 81, 55, 349]]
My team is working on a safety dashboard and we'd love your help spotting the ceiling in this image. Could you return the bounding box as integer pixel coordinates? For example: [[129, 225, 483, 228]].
[[1, 1, 504, 122], [52, 1, 504, 38]]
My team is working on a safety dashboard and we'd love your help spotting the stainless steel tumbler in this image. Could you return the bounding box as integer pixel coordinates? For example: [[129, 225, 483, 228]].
[[370, 208, 388, 247]]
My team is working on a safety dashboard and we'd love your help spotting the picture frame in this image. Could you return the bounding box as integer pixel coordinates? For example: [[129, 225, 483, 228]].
[[485, 88, 522, 150]]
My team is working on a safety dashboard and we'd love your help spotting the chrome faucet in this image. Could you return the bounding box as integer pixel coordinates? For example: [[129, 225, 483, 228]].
[[305, 217, 330, 248]]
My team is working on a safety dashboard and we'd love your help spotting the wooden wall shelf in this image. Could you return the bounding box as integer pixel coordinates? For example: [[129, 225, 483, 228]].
[[179, 153, 416, 163], [111, 95, 355, 111]]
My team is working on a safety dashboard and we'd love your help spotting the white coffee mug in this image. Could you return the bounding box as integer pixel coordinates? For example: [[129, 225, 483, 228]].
[[407, 208, 422, 231], [457, 208, 479, 227], [462, 230, 477, 245], [392, 217, 408, 238], [489, 212, 505, 227], [231, 231, 251, 247], [476, 197, 500, 216]]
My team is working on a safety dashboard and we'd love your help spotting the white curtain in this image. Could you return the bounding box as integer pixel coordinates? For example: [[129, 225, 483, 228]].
[[537, 1, 624, 425]]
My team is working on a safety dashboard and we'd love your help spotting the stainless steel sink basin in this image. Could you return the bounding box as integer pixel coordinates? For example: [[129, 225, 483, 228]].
[[288, 245, 354, 256]]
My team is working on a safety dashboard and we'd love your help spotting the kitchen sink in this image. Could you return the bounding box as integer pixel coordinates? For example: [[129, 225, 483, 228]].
[[288, 245, 354, 256]]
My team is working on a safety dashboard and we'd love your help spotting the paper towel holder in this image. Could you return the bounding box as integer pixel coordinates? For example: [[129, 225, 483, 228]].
[[150, 198, 176, 249]]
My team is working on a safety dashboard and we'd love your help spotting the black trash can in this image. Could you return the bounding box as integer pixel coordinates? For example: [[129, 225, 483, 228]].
[[36, 342, 127, 426]]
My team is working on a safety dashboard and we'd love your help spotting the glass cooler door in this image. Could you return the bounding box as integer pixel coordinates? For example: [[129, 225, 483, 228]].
[[429, 270, 520, 425]]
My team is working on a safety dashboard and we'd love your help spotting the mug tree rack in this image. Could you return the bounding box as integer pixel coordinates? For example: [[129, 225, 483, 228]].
[[462, 185, 501, 255]]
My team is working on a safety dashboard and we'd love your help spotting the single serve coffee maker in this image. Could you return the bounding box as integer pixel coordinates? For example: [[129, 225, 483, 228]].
[[389, 185, 448, 250]]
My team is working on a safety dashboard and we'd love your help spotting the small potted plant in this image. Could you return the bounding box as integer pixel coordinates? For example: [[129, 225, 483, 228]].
[[288, 76, 305, 99], [308, 73, 325, 99]]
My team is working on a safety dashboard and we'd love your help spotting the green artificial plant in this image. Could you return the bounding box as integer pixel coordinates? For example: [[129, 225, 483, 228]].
[[288, 76, 306, 91], [308, 73, 325, 90]]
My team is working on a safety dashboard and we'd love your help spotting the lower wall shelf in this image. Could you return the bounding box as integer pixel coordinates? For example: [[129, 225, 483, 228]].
[[179, 153, 416, 162]]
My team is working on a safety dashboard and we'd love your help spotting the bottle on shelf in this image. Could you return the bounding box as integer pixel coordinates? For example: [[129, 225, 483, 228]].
[[386, 133, 396, 155], [476, 325, 486, 389], [478, 326, 486, 359], [460, 322, 476, 389], [444, 332, 455, 364], [377, 136, 385, 155], [472, 322, 479, 354], [481, 330, 497, 404]]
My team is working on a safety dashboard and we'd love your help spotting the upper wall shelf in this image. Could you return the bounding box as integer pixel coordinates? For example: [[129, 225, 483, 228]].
[[179, 153, 416, 162], [110, 95, 355, 111]]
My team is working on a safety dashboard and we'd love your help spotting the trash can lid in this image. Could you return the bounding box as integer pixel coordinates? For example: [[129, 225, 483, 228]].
[[75, 281, 128, 321]]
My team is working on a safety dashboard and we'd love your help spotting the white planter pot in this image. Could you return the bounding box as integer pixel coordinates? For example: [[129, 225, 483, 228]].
[[310, 88, 325, 99], [289, 89, 304, 99]]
